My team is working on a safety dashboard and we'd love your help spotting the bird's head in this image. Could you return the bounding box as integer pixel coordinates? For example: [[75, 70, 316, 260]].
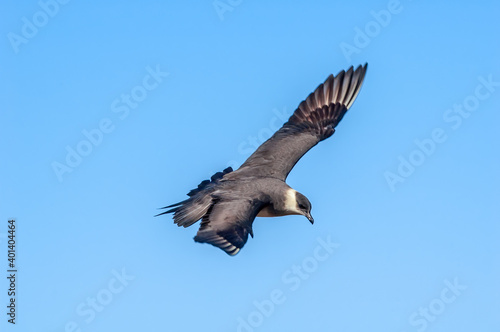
[[293, 191, 314, 224]]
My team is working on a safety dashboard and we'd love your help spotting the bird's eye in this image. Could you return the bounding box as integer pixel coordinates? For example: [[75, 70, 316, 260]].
[[298, 204, 306, 210]]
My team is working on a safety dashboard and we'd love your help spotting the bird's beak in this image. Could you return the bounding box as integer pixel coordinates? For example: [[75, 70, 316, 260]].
[[305, 212, 314, 224]]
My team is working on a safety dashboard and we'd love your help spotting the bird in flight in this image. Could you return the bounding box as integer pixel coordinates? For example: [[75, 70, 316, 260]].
[[157, 64, 368, 255]]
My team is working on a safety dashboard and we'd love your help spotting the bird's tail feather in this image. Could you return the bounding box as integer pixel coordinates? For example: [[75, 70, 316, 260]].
[[155, 167, 233, 227], [163, 194, 213, 227]]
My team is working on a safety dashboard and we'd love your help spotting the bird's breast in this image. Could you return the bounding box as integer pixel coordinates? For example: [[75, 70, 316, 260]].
[[256, 205, 277, 217], [256, 205, 297, 218]]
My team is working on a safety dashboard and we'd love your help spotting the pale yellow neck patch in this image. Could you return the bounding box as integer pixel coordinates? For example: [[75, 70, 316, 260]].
[[284, 189, 300, 214]]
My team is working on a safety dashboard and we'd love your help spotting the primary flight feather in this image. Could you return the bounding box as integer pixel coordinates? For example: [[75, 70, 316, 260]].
[[157, 64, 368, 255]]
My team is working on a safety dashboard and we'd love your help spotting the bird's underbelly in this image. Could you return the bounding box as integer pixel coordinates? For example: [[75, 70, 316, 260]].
[[257, 205, 295, 217]]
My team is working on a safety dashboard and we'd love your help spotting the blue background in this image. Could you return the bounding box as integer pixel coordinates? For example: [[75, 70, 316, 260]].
[[1, 1, 499, 331]]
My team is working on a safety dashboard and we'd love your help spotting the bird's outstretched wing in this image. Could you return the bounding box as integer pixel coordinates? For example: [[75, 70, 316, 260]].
[[234, 64, 367, 181], [194, 199, 263, 256]]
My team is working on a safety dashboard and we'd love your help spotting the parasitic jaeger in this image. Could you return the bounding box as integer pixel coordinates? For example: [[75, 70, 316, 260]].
[[157, 64, 368, 255]]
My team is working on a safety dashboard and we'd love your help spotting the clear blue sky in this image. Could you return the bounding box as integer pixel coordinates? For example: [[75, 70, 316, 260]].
[[1, 1, 499, 331]]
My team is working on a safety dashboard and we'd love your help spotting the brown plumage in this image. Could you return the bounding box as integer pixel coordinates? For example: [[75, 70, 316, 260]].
[[157, 64, 368, 255]]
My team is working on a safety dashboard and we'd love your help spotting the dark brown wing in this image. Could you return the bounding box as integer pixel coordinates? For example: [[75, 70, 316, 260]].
[[235, 64, 367, 181], [193, 198, 264, 256]]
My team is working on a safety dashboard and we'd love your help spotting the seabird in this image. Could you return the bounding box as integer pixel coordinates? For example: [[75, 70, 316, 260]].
[[157, 64, 368, 255]]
